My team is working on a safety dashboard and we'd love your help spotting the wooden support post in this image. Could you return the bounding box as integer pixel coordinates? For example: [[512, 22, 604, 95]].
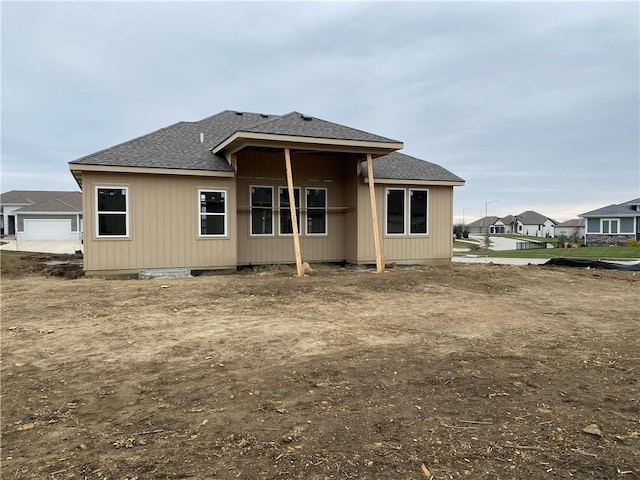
[[367, 153, 384, 273], [284, 148, 305, 277]]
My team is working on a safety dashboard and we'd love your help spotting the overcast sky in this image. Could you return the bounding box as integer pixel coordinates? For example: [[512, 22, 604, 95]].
[[2, 1, 638, 223]]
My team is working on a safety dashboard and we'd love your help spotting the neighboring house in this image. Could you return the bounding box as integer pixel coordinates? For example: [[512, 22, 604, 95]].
[[580, 198, 640, 246], [0, 190, 82, 241], [68, 110, 465, 276], [466, 216, 499, 235], [467, 211, 557, 237], [514, 211, 557, 237], [553, 219, 585, 240]]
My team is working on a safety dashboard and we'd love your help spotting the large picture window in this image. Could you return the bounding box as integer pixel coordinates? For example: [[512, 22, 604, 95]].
[[279, 187, 300, 235], [409, 189, 428, 234], [199, 190, 226, 236], [386, 189, 405, 235], [306, 188, 327, 235], [96, 187, 128, 237], [251, 186, 273, 235]]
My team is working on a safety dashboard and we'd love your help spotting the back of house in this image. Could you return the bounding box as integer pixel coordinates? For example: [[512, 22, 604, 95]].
[[69, 110, 464, 276]]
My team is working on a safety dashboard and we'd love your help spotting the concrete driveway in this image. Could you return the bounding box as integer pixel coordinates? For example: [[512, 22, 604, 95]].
[[469, 235, 525, 251], [0, 239, 83, 255]]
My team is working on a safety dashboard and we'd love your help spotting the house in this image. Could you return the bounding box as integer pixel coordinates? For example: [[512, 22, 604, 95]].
[[466, 211, 557, 237], [580, 198, 640, 246], [0, 190, 82, 241], [68, 110, 465, 276], [553, 219, 585, 241], [466, 216, 499, 235], [513, 211, 557, 237]]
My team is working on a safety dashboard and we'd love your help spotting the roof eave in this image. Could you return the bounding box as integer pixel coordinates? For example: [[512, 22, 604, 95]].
[[212, 132, 403, 156], [69, 164, 234, 189], [364, 178, 465, 186]]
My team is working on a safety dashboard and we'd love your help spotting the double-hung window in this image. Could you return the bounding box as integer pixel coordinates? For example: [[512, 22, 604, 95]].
[[409, 189, 428, 234], [199, 190, 227, 236], [306, 188, 327, 235], [385, 188, 429, 236], [386, 189, 406, 235], [250, 186, 273, 235], [96, 187, 128, 237], [602, 219, 619, 234], [279, 187, 300, 235]]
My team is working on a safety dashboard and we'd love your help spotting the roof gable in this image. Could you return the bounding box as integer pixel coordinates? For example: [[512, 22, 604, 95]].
[[516, 210, 556, 225]]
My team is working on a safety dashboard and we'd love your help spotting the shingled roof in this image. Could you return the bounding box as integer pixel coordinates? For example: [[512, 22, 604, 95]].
[[0, 190, 82, 213], [361, 152, 464, 183], [238, 111, 400, 143], [70, 110, 401, 171], [580, 198, 640, 217]]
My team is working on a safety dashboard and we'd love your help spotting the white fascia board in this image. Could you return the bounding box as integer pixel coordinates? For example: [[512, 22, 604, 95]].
[[364, 178, 465, 186], [212, 131, 403, 155]]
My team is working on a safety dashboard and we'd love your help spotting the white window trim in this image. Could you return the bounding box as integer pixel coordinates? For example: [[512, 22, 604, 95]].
[[601, 218, 620, 235], [249, 185, 274, 237], [278, 186, 301, 236], [198, 188, 227, 238], [409, 188, 429, 236], [385, 188, 406, 236], [305, 187, 328, 236], [95, 186, 129, 238]]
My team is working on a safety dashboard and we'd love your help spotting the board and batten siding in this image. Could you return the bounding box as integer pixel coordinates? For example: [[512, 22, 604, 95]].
[[356, 182, 454, 265], [81, 172, 236, 274], [235, 150, 358, 265]]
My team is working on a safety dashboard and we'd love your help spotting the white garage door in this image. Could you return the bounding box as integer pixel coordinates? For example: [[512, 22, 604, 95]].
[[24, 219, 72, 240]]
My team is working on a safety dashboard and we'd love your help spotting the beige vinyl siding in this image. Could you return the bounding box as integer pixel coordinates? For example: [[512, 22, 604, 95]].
[[81, 172, 236, 273], [356, 182, 454, 265], [235, 149, 356, 264]]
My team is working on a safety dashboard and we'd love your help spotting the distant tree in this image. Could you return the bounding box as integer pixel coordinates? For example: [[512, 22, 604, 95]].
[[453, 224, 470, 240]]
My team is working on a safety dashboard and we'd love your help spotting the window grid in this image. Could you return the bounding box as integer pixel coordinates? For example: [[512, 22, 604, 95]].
[[199, 189, 227, 237], [250, 186, 274, 236], [95, 186, 129, 238]]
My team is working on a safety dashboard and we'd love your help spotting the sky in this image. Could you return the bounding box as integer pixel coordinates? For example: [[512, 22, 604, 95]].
[[2, 1, 639, 224]]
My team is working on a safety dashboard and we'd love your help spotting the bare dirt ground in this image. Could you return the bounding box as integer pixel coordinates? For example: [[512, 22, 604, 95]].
[[1, 253, 639, 479]]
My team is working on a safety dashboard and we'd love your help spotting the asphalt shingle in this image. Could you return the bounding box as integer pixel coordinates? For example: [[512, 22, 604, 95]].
[[361, 151, 465, 183], [0, 190, 82, 213]]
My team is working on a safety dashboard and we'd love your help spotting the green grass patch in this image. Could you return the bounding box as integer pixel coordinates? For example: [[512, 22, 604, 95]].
[[455, 246, 640, 261]]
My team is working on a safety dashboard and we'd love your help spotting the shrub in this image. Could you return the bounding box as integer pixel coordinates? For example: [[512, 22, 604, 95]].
[[627, 239, 640, 247]]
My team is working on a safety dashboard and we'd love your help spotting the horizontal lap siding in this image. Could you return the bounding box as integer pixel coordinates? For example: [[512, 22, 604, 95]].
[[236, 150, 353, 264], [356, 183, 454, 264], [82, 172, 236, 272]]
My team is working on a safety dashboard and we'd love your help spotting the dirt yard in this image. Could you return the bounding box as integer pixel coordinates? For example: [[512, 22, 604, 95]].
[[1, 253, 639, 479]]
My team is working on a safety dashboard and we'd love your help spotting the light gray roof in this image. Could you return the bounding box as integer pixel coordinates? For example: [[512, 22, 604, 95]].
[[70, 110, 400, 171], [501, 215, 516, 224], [555, 218, 585, 228], [361, 152, 465, 183], [467, 216, 499, 228], [580, 198, 640, 217], [0, 190, 82, 212], [515, 210, 557, 225]]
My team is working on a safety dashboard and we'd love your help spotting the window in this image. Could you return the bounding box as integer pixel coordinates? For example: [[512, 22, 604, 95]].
[[602, 219, 618, 234], [386, 189, 405, 235], [306, 188, 327, 235], [279, 187, 300, 235], [409, 189, 428, 234], [250, 186, 273, 235], [199, 190, 226, 236], [96, 187, 128, 237]]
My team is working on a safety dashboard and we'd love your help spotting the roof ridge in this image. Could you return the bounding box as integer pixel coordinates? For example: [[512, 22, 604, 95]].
[[236, 111, 291, 131]]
